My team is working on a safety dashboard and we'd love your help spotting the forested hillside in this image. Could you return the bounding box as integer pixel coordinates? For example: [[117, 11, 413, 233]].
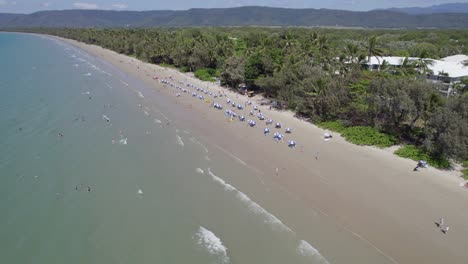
[[2, 7, 468, 28]]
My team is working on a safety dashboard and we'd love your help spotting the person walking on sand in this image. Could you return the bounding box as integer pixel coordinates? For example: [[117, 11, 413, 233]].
[[438, 217, 444, 227], [442, 226, 449, 234]]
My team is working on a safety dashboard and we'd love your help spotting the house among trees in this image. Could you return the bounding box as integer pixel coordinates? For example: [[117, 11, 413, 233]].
[[364, 55, 468, 91]]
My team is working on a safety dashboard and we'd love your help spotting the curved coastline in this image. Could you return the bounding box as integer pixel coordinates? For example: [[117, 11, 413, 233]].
[[46, 34, 468, 264]]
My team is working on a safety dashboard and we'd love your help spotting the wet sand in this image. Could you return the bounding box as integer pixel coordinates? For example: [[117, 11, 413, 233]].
[[55, 36, 468, 264]]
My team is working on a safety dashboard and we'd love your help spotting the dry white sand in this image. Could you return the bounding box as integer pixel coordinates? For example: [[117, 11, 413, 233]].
[[55, 36, 468, 264]]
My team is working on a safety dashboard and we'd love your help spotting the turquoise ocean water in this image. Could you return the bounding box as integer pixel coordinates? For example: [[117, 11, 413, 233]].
[[0, 33, 330, 264]]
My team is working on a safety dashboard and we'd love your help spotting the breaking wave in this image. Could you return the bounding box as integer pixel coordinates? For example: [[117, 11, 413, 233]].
[[207, 168, 291, 232], [194, 226, 230, 264], [176, 135, 184, 146], [297, 240, 329, 264]]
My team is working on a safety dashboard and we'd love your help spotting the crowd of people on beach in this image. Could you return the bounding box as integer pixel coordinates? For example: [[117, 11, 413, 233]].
[[160, 77, 299, 149]]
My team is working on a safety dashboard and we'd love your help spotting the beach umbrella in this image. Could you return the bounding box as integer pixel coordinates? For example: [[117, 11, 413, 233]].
[[239, 116, 245, 121], [285, 128, 292, 133], [266, 119, 273, 125], [288, 140, 296, 148], [275, 123, 282, 128], [264, 128, 270, 135]]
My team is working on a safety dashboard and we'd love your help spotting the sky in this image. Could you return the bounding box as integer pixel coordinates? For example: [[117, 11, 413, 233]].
[[0, 0, 467, 13]]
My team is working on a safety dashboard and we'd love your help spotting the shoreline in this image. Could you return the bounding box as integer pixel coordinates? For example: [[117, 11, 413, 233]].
[[50, 34, 468, 264]]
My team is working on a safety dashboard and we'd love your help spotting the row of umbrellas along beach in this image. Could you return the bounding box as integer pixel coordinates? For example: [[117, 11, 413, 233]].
[[160, 78, 298, 148]]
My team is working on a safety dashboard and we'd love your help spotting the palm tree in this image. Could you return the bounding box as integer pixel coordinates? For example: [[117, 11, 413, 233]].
[[366, 36, 383, 71], [281, 31, 296, 55], [416, 49, 434, 76], [344, 43, 359, 63], [316, 35, 330, 64], [397, 57, 416, 76]]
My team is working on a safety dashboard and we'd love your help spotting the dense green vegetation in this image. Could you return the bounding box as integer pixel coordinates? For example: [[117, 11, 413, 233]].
[[394, 145, 451, 169], [316, 121, 347, 133], [342, 127, 397, 148], [463, 161, 468, 180], [317, 121, 397, 148], [194, 68, 218, 82], [19, 27, 468, 166]]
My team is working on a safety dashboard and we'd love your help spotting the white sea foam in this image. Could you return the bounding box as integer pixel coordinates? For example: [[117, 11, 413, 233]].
[[207, 168, 291, 232], [214, 145, 247, 166], [120, 80, 129, 86], [194, 226, 230, 264], [119, 138, 128, 145], [102, 115, 111, 123], [153, 119, 162, 124], [137, 91, 145, 98], [144, 111, 150, 117], [137, 189, 143, 195], [176, 135, 184, 146], [196, 168, 204, 174], [190, 137, 209, 153], [297, 240, 329, 264], [84, 72, 92, 76]]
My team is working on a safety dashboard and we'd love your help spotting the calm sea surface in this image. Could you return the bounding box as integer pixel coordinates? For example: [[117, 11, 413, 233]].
[[0, 33, 330, 264]]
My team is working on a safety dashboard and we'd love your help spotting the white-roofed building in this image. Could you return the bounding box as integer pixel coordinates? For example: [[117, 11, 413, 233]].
[[364, 55, 468, 83]]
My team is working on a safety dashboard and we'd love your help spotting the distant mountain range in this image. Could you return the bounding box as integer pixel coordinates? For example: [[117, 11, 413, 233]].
[[385, 3, 468, 15], [1, 6, 468, 29]]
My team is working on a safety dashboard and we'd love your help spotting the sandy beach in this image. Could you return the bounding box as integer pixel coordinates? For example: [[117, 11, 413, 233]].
[[55, 36, 468, 264]]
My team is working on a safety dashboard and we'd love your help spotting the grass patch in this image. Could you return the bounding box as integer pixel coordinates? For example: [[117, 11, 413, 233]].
[[179, 66, 190, 73], [462, 169, 468, 180], [394, 145, 451, 169], [316, 120, 347, 133], [463, 160, 468, 168], [160, 63, 176, 68], [341, 126, 397, 148], [194, 68, 217, 82]]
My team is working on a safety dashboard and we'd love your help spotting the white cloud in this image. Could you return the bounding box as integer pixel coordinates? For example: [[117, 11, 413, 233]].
[[112, 3, 128, 10], [0, 0, 8, 6], [73, 2, 98, 9], [41, 2, 51, 7]]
